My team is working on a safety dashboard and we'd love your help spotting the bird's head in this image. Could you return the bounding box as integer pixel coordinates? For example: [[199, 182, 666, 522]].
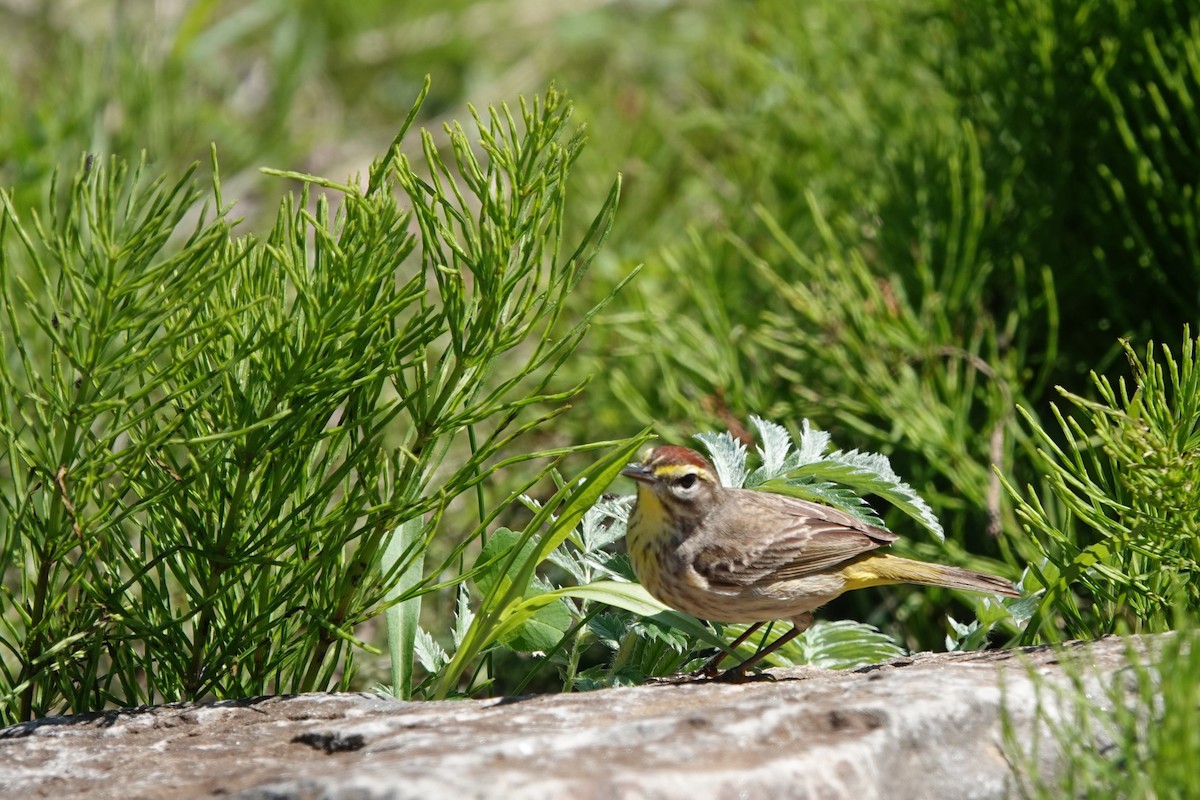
[[621, 445, 722, 520]]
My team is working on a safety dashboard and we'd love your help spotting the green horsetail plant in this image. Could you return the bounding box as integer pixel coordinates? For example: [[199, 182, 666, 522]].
[[0, 82, 633, 723], [1003, 329, 1200, 642]]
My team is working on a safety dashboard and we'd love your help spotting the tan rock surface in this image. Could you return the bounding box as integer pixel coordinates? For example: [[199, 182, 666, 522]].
[[0, 636, 1145, 799]]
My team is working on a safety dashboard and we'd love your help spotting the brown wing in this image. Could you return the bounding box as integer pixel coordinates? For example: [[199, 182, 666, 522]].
[[691, 488, 896, 589]]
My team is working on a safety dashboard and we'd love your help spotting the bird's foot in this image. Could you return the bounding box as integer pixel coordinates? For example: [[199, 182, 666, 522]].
[[645, 672, 707, 685], [710, 666, 775, 684], [643, 664, 773, 685]]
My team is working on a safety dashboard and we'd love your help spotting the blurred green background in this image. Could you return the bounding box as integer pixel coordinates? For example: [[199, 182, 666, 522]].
[[2, 0, 1198, 729]]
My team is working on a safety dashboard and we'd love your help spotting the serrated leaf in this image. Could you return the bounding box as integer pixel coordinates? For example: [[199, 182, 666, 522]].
[[587, 612, 631, 650], [577, 495, 632, 552], [694, 430, 747, 487], [783, 450, 944, 541], [718, 619, 904, 670], [572, 549, 629, 583], [828, 448, 944, 540], [793, 418, 833, 465], [434, 435, 649, 699], [630, 616, 692, 651], [414, 627, 449, 673], [546, 547, 588, 583], [796, 620, 906, 668], [600, 551, 638, 582], [750, 415, 796, 478], [451, 585, 474, 650], [1006, 587, 1039, 626], [946, 615, 984, 651], [756, 478, 887, 529], [572, 664, 645, 691]]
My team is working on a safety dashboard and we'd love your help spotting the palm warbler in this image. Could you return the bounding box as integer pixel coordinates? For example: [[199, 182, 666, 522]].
[[622, 445, 1019, 679]]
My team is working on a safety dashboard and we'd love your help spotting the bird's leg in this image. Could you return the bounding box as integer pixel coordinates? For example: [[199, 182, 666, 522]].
[[713, 612, 814, 682], [690, 622, 766, 679]]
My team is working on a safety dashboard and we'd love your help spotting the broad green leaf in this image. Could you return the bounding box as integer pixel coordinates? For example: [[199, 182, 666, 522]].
[[471, 527, 529, 600], [498, 580, 722, 649], [382, 517, 426, 700], [501, 599, 573, 654]]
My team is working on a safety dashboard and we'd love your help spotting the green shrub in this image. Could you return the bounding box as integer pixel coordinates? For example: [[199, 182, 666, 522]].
[[0, 85, 632, 722], [1004, 332, 1200, 642], [947, 0, 1200, 373]]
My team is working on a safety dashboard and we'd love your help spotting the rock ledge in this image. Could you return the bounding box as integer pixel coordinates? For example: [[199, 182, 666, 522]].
[[0, 636, 1150, 799]]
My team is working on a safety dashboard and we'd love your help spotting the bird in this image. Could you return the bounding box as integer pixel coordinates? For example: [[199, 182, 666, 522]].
[[622, 444, 1019, 679]]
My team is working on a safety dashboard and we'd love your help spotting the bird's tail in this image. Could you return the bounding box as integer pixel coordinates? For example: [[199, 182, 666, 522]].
[[840, 552, 1019, 597]]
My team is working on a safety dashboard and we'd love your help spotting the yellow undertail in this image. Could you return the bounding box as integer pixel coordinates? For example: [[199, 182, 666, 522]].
[[839, 552, 1019, 597]]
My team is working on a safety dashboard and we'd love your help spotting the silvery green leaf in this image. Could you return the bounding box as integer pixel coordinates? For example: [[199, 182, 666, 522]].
[[793, 418, 833, 466], [945, 616, 983, 651], [577, 503, 605, 552], [579, 494, 633, 552], [576, 550, 629, 581], [750, 415, 796, 478], [518, 494, 543, 513], [414, 627, 449, 673], [827, 448, 945, 541], [758, 478, 887, 528], [707, 416, 947, 540], [547, 547, 588, 583], [1005, 583, 1038, 626], [451, 585, 474, 650], [531, 574, 558, 594], [695, 430, 748, 488], [794, 620, 906, 668]]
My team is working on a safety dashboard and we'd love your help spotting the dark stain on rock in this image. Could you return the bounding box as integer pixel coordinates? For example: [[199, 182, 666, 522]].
[[826, 709, 886, 734], [291, 731, 366, 754]]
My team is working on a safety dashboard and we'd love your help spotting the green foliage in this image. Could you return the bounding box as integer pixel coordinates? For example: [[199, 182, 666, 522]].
[[696, 416, 1021, 655], [589, 0, 1200, 658], [947, 0, 1200, 371], [383, 518, 424, 700], [735, 620, 906, 671], [748, 184, 1048, 546], [700, 416, 946, 540], [0, 85, 631, 723], [1004, 332, 1200, 642], [1005, 628, 1200, 799], [3, 0, 1199, 747], [588, 8, 1044, 655], [406, 470, 722, 696], [591, 1, 965, 436], [427, 437, 646, 699]]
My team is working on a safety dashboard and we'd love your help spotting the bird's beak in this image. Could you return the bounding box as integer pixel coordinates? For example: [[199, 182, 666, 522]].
[[621, 463, 654, 484]]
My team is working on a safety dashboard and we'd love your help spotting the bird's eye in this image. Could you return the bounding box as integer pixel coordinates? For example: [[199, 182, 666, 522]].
[[677, 473, 698, 490]]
